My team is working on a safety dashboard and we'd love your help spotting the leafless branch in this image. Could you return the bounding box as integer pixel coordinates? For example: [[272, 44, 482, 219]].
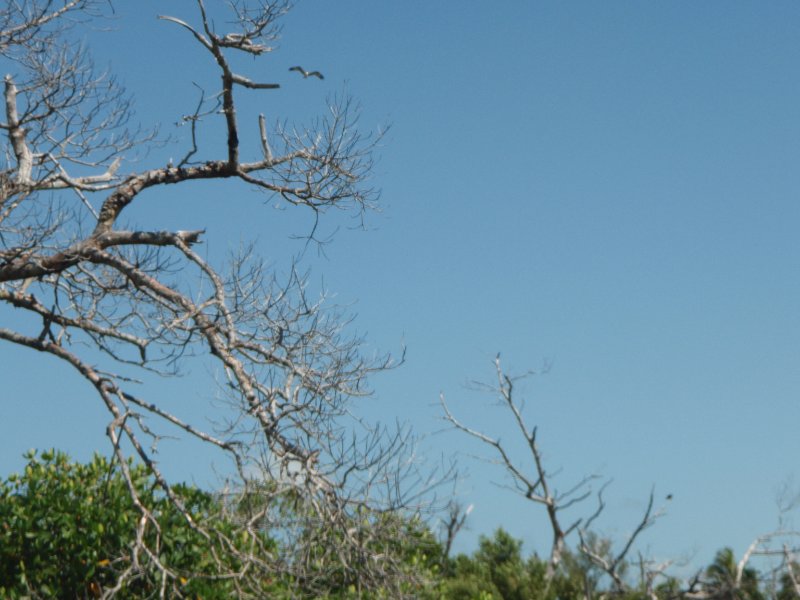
[[578, 488, 664, 594], [441, 355, 601, 580], [0, 2, 430, 596]]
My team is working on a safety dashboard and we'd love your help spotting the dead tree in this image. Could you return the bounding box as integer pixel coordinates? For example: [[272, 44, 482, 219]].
[[678, 490, 800, 600], [440, 355, 601, 580], [441, 355, 669, 596], [577, 487, 667, 598], [0, 1, 438, 596], [440, 501, 474, 562]]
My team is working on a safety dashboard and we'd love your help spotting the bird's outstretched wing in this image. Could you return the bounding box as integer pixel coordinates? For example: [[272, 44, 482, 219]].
[[289, 66, 324, 80]]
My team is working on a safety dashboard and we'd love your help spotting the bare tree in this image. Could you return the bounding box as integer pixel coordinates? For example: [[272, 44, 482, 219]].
[[440, 355, 601, 580], [0, 1, 439, 596], [577, 487, 667, 598], [441, 355, 667, 596], [440, 500, 474, 562], [441, 358, 800, 600], [674, 488, 800, 600]]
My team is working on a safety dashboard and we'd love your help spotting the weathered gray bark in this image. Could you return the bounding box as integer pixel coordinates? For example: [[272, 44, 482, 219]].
[[0, 1, 436, 596]]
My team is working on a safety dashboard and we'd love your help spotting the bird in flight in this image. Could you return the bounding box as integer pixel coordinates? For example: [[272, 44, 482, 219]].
[[289, 66, 324, 80]]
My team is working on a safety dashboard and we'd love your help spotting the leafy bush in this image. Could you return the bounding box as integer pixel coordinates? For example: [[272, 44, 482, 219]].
[[0, 451, 443, 598], [0, 450, 271, 598]]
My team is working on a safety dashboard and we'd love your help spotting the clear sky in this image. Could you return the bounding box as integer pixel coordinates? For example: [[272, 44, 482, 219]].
[[2, 0, 800, 574]]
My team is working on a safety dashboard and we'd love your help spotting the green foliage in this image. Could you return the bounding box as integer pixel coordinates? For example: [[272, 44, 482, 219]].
[[0, 449, 269, 598], [1, 449, 130, 597], [1, 452, 793, 600], [437, 529, 566, 600], [435, 529, 778, 600], [777, 567, 800, 600], [703, 548, 765, 600], [282, 505, 443, 598], [0, 451, 444, 599]]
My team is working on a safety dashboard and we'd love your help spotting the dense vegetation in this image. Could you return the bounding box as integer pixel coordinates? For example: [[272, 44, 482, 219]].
[[0, 451, 440, 598], [0, 451, 262, 598], [2, 451, 798, 599]]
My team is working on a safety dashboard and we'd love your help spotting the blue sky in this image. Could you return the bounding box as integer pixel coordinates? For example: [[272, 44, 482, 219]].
[[2, 0, 800, 572]]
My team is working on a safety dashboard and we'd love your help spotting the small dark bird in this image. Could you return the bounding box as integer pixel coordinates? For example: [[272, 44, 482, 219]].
[[666, 494, 673, 501], [289, 66, 324, 80]]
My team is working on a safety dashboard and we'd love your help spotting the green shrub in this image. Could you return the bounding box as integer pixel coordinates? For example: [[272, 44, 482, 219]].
[[0, 449, 272, 598]]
